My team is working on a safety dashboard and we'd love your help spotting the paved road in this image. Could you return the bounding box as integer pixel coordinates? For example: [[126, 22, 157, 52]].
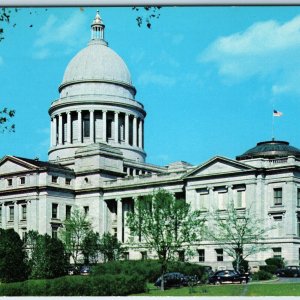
[[276, 277, 300, 283]]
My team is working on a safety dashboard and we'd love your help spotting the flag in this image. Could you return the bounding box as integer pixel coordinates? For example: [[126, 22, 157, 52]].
[[273, 110, 283, 117]]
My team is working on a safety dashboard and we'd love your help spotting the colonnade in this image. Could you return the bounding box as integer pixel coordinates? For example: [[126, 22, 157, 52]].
[[50, 109, 144, 149]]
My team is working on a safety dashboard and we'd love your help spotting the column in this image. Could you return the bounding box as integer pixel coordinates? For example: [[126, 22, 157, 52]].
[[138, 119, 143, 148], [114, 111, 119, 143], [78, 110, 82, 143], [58, 114, 63, 145], [2, 204, 5, 229], [67, 112, 71, 144], [117, 198, 123, 242], [90, 110, 94, 143], [13, 201, 18, 233], [133, 116, 137, 147], [53, 116, 57, 146], [102, 110, 107, 143], [125, 114, 129, 145], [50, 118, 53, 147]]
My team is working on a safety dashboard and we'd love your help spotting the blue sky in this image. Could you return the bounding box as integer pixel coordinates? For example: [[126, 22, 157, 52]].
[[1, 6, 300, 166]]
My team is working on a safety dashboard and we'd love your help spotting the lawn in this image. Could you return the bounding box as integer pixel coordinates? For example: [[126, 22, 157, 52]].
[[132, 282, 300, 296]]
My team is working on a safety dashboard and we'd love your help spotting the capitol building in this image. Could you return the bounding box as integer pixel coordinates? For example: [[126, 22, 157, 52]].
[[1, 11, 300, 269]]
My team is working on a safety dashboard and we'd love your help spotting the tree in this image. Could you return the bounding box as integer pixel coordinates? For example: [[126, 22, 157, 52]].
[[127, 189, 205, 290], [0, 107, 15, 133], [26, 231, 68, 279], [208, 200, 274, 273], [99, 232, 127, 262], [82, 231, 101, 264], [59, 208, 92, 266], [0, 228, 27, 282]]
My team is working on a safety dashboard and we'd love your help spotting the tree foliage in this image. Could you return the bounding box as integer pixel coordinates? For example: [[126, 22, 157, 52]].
[[0, 108, 15, 133], [26, 231, 68, 279], [208, 200, 274, 272], [82, 230, 101, 264], [0, 228, 27, 282], [99, 232, 127, 262], [59, 208, 92, 266], [132, 6, 161, 29], [127, 189, 205, 290]]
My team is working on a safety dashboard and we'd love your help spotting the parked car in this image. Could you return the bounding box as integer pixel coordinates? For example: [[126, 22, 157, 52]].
[[276, 266, 300, 277], [68, 266, 80, 275], [80, 265, 91, 275], [154, 272, 189, 288], [208, 270, 250, 285]]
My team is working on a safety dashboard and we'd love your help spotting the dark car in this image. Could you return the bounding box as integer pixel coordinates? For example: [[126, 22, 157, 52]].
[[68, 266, 80, 275], [276, 266, 300, 277], [208, 270, 249, 285], [154, 272, 189, 288]]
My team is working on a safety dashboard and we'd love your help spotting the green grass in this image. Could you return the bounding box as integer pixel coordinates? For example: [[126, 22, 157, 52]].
[[132, 282, 300, 296]]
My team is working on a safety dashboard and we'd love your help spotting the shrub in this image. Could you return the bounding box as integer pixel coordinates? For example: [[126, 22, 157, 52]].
[[252, 270, 273, 281], [265, 257, 285, 269], [260, 265, 277, 274]]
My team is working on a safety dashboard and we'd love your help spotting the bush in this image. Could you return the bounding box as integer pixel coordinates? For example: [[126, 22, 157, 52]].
[[232, 259, 249, 273], [260, 265, 277, 274], [92, 260, 208, 283], [0, 274, 147, 296], [265, 257, 285, 269], [252, 270, 273, 281]]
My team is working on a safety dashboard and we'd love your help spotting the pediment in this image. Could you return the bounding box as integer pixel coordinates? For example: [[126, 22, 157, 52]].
[[184, 156, 255, 178], [0, 156, 38, 175]]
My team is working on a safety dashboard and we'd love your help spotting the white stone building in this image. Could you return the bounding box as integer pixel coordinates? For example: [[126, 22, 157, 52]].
[[1, 11, 300, 269]]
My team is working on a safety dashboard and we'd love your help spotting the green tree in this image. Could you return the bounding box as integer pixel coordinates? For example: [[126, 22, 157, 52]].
[[82, 231, 101, 264], [127, 189, 205, 290], [99, 232, 127, 262], [208, 200, 274, 273], [0, 228, 27, 282], [59, 208, 92, 266], [0, 107, 15, 133], [26, 231, 67, 279]]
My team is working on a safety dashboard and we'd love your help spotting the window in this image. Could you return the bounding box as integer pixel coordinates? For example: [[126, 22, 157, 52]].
[[84, 206, 89, 216], [216, 249, 223, 262], [22, 231, 27, 241], [112, 228, 117, 237], [198, 188, 208, 210], [274, 188, 282, 205], [66, 205, 71, 220], [141, 251, 147, 260], [52, 203, 58, 219], [65, 178, 71, 185], [52, 176, 58, 183], [218, 192, 227, 210], [21, 205, 27, 220], [178, 250, 185, 262], [297, 189, 300, 207], [236, 190, 245, 208], [273, 247, 282, 259], [9, 206, 14, 221], [123, 252, 129, 260], [297, 216, 300, 237], [52, 227, 58, 239], [7, 178, 12, 186], [19, 177, 25, 185], [198, 249, 205, 262], [299, 248, 300, 262]]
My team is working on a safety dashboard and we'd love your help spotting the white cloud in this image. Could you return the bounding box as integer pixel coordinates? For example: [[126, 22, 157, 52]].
[[33, 10, 88, 59], [137, 71, 176, 87], [200, 15, 300, 95]]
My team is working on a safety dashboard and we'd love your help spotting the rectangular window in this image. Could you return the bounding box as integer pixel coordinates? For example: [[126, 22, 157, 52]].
[[274, 188, 283, 206], [236, 190, 245, 208], [22, 230, 27, 241], [178, 250, 185, 262], [198, 189, 208, 210], [52, 227, 58, 239], [297, 216, 300, 237], [84, 206, 89, 216], [141, 251, 147, 260], [216, 249, 223, 262], [297, 189, 300, 207], [19, 177, 25, 185], [123, 252, 129, 260], [65, 178, 71, 185], [9, 206, 14, 221], [66, 205, 71, 220], [273, 247, 282, 259], [198, 249, 205, 262], [7, 178, 12, 187], [52, 203, 58, 219], [52, 176, 58, 184], [218, 192, 226, 210], [21, 205, 27, 220]]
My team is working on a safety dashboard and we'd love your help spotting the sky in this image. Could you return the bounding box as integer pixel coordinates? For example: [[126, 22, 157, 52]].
[[1, 6, 300, 167]]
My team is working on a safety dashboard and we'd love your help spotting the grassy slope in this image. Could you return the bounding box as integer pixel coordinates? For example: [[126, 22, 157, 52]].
[[132, 282, 300, 296]]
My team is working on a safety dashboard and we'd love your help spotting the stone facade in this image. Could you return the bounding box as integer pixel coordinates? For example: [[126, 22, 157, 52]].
[[1, 11, 300, 270]]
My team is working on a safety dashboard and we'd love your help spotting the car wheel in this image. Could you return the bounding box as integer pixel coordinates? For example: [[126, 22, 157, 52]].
[[293, 273, 298, 278], [240, 279, 247, 284], [215, 281, 221, 285]]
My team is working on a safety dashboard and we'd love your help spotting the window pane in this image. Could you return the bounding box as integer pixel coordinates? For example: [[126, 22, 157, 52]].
[[274, 188, 282, 205]]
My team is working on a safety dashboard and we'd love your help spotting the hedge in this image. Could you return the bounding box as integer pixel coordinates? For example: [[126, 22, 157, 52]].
[[0, 274, 147, 296], [92, 260, 208, 283], [252, 270, 273, 281]]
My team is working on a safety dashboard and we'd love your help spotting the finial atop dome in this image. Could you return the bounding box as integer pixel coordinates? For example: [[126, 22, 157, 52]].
[[90, 10, 107, 44]]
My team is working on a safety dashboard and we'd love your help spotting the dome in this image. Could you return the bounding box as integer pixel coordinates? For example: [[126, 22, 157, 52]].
[[236, 140, 300, 161], [60, 41, 133, 91]]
